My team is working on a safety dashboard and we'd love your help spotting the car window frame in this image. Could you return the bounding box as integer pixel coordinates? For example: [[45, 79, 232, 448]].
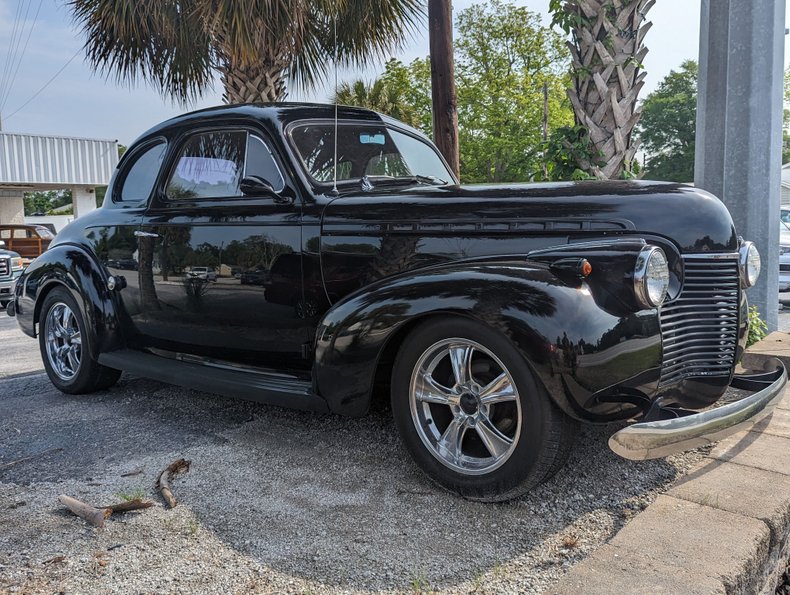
[[112, 137, 169, 205], [284, 118, 458, 189], [160, 125, 287, 205]]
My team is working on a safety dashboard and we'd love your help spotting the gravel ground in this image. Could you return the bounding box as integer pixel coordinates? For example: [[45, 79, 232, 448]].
[[0, 311, 761, 594]]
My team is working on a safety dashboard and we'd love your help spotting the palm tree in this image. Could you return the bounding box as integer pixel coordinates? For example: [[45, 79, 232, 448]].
[[69, 0, 423, 104], [550, 0, 653, 179], [334, 78, 420, 127]]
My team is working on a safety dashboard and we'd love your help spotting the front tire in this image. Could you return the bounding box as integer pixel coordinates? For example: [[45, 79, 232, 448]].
[[39, 287, 121, 394], [391, 317, 577, 502]]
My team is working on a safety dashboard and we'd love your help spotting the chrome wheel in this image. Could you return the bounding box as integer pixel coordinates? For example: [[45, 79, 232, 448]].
[[409, 338, 522, 475], [44, 302, 82, 381]]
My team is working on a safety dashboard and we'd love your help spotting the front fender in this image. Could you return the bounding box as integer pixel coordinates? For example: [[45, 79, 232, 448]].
[[14, 243, 123, 353], [314, 259, 662, 421]]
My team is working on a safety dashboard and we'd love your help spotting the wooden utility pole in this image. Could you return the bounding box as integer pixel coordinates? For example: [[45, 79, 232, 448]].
[[428, 0, 460, 179]]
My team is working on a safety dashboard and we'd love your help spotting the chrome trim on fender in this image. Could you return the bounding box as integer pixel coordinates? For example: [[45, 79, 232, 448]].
[[609, 358, 787, 460]]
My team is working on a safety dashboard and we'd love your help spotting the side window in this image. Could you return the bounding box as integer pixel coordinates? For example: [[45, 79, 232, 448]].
[[167, 130, 247, 199], [245, 134, 285, 192], [118, 142, 167, 202]]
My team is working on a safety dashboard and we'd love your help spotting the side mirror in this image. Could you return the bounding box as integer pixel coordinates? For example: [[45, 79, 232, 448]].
[[0, 240, 4, 248], [240, 176, 294, 205], [240, 175, 276, 196]]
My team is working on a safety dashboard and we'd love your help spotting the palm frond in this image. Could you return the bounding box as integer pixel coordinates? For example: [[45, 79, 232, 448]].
[[69, 0, 213, 104]]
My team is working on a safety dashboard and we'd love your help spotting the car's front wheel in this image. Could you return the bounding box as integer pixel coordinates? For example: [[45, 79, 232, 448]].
[[39, 287, 121, 394], [391, 317, 577, 502]]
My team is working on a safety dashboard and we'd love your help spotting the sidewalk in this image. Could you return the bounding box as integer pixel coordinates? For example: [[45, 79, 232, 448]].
[[550, 333, 790, 594]]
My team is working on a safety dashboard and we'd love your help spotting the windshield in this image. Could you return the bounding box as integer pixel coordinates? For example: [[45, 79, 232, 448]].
[[290, 122, 453, 186]]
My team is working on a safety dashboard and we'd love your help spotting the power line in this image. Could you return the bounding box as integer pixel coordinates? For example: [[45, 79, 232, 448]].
[[0, 0, 29, 98], [3, 48, 82, 122], [0, 0, 44, 110]]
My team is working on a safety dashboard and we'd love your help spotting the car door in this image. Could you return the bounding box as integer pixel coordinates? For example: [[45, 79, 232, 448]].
[[135, 125, 307, 370], [86, 139, 168, 345]]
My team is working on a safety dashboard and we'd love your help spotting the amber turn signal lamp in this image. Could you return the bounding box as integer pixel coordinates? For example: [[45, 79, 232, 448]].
[[580, 259, 593, 277]]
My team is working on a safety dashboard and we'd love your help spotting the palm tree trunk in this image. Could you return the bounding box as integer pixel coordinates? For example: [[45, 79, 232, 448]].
[[564, 0, 653, 179], [221, 61, 288, 104]]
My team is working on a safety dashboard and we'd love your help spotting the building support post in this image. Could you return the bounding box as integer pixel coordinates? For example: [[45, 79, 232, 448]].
[[0, 190, 25, 225], [72, 186, 97, 218], [695, 0, 786, 331]]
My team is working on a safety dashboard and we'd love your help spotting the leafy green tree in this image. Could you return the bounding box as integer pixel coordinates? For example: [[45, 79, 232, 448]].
[[334, 58, 432, 133], [334, 1, 572, 183], [335, 61, 420, 127], [70, 0, 423, 104], [637, 60, 698, 182], [23, 189, 73, 216], [454, 0, 572, 183]]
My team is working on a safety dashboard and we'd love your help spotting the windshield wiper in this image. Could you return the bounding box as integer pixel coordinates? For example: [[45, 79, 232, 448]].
[[360, 174, 448, 191]]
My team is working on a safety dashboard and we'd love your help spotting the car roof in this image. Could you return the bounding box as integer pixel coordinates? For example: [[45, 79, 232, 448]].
[[130, 102, 436, 151], [139, 102, 387, 138]]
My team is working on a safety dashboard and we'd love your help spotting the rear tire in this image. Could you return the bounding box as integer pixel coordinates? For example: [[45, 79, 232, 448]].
[[38, 287, 121, 394], [391, 316, 577, 502]]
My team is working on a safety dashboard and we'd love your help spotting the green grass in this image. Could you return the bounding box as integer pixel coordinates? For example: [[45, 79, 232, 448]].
[[115, 487, 146, 502]]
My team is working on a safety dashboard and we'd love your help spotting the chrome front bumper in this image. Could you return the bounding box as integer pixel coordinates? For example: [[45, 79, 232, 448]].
[[609, 358, 787, 461]]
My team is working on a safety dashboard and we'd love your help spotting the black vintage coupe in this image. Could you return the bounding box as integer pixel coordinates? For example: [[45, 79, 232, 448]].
[[9, 104, 786, 501]]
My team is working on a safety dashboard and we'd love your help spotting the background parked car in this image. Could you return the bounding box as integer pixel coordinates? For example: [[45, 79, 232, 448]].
[[0, 240, 24, 309], [0, 224, 55, 265], [781, 218, 790, 292], [187, 266, 217, 281], [239, 267, 270, 285]]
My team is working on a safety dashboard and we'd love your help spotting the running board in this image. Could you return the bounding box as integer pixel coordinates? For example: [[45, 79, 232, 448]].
[[98, 349, 326, 413]]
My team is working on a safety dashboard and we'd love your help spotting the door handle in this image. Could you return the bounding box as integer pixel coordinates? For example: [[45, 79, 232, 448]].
[[134, 231, 159, 238]]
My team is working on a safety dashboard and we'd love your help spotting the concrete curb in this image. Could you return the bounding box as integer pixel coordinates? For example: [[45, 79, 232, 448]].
[[549, 333, 790, 595]]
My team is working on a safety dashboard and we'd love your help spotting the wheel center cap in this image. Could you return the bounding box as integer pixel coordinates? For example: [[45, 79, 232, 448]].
[[459, 392, 478, 415]]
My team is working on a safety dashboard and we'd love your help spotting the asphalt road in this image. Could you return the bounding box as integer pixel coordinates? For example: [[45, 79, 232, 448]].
[[0, 309, 42, 379], [0, 306, 711, 593]]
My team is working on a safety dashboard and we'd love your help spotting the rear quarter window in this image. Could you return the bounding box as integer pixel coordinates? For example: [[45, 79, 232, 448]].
[[117, 141, 167, 203]]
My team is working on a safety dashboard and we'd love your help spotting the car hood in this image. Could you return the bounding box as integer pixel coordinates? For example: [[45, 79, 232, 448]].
[[321, 180, 738, 254]]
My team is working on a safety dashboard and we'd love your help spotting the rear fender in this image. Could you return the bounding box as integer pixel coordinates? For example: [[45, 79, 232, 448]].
[[14, 244, 123, 353], [313, 259, 662, 421]]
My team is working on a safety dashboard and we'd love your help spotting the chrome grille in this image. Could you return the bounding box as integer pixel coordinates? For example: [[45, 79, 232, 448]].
[[0, 257, 8, 278], [659, 255, 740, 387]]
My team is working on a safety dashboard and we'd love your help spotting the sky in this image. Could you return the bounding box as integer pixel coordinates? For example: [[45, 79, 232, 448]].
[[0, 0, 777, 146]]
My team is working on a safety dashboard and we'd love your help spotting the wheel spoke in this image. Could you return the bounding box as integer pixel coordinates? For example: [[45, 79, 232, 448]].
[[66, 347, 80, 373], [449, 344, 474, 386], [479, 372, 517, 405], [475, 414, 514, 460], [415, 372, 456, 406], [437, 417, 467, 464], [61, 305, 72, 331], [70, 332, 81, 346]]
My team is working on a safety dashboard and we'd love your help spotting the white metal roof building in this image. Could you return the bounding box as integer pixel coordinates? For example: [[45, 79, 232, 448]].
[[0, 132, 118, 187], [0, 131, 119, 225]]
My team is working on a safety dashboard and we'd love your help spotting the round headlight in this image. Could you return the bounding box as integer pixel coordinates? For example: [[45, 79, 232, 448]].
[[634, 246, 670, 308], [739, 241, 761, 288]]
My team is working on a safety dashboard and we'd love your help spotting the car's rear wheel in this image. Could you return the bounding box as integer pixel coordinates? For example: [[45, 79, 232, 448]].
[[391, 317, 577, 502], [39, 287, 121, 394]]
